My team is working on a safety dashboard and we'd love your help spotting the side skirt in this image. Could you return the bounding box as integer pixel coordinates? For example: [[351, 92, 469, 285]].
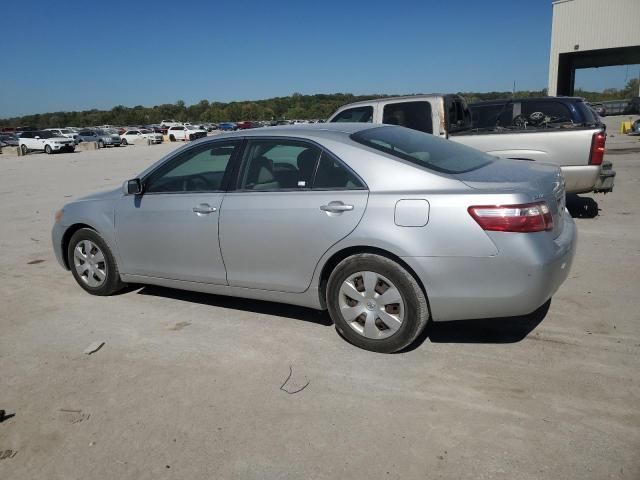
[[120, 274, 324, 310]]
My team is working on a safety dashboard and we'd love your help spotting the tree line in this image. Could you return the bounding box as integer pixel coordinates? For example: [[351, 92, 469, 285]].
[[2, 80, 637, 128]]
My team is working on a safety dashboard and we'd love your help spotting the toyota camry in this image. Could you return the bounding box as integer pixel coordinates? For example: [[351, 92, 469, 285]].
[[52, 123, 576, 352]]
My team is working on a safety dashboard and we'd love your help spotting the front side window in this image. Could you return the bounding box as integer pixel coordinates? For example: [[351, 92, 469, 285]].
[[331, 106, 373, 123], [351, 126, 494, 174], [470, 104, 514, 128], [145, 141, 239, 193], [382, 101, 433, 133]]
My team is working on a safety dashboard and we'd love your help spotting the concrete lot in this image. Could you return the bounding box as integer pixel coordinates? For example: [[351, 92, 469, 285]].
[[1, 124, 639, 479]]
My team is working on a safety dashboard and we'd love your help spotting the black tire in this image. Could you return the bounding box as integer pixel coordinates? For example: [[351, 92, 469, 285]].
[[67, 228, 124, 296], [326, 253, 429, 353], [169, 134, 176, 142], [121, 138, 128, 146], [45, 144, 53, 154], [21, 144, 28, 155], [98, 140, 104, 148]]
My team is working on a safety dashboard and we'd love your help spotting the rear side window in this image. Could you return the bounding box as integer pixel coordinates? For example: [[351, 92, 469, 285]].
[[521, 101, 572, 123], [314, 152, 365, 190], [575, 101, 598, 124], [351, 126, 494, 174], [331, 106, 373, 123], [382, 101, 433, 133]]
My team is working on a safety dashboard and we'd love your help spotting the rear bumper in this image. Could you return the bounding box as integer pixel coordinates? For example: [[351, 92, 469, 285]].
[[402, 210, 577, 322], [561, 165, 600, 194], [593, 160, 615, 193]]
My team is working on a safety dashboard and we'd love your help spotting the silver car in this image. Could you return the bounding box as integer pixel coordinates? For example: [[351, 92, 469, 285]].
[[52, 124, 576, 353]]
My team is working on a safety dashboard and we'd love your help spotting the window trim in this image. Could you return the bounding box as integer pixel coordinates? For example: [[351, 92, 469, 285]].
[[229, 136, 367, 193], [141, 139, 242, 195]]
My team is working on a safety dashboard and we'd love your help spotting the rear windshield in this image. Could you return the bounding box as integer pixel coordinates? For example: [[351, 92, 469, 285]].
[[351, 126, 494, 174]]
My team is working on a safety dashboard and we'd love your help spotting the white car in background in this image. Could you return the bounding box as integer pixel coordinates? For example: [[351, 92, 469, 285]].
[[120, 129, 163, 145], [45, 128, 80, 144], [167, 125, 207, 141], [19, 130, 75, 154], [160, 120, 182, 128]]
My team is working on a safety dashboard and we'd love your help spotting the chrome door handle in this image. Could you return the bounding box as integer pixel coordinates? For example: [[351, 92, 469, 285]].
[[320, 202, 354, 213], [193, 204, 217, 214]]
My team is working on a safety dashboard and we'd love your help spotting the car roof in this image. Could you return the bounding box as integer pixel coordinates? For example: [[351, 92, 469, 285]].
[[206, 122, 381, 141], [470, 96, 586, 106]]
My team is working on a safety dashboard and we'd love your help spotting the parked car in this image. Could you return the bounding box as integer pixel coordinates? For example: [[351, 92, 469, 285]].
[[19, 130, 75, 154], [0, 133, 19, 146], [120, 129, 163, 145], [167, 125, 207, 141], [51, 123, 576, 353], [590, 103, 607, 117], [329, 94, 614, 194], [147, 124, 168, 135], [160, 120, 182, 127], [217, 122, 237, 131], [236, 121, 260, 130], [77, 129, 122, 147], [45, 128, 80, 144]]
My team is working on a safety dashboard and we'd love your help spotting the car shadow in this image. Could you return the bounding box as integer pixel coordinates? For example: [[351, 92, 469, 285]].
[[135, 285, 334, 327], [130, 286, 549, 350], [566, 194, 599, 218], [400, 300, 551, 352]]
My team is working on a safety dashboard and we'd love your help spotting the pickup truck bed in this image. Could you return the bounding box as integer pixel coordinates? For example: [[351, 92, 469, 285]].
[[450, 127, 604, 194]]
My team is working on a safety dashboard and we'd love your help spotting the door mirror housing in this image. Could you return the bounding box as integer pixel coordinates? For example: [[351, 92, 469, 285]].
[[124, 178, 142, 195], [35, 136, 40, 139]]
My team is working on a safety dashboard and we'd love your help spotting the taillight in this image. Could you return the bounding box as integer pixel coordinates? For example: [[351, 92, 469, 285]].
[[468, 202, 553, 233], [589, 131, 606, 165]]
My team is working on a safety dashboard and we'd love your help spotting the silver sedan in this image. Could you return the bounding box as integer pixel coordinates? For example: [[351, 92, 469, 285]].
[[52, 123, 576, 352]]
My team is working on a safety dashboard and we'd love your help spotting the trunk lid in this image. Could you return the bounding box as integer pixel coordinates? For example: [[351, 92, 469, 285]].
[[456, 158, 566, 238]]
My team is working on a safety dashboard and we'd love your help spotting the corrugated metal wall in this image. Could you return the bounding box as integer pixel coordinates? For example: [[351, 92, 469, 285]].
[[548, 0, 640, 95]]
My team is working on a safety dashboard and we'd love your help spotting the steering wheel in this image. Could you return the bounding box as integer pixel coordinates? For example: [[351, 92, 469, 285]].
[[182, 174, 209, 191]]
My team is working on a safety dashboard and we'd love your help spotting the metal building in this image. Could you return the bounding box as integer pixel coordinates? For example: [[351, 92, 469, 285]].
[[548, 0, 640, 96]]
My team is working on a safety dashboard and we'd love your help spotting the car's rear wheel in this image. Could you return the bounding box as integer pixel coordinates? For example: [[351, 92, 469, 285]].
[[97, 140, 104, 148], [21, 144, 28, 155], [45, 144, 52, 154], [121, 138, 128, 146], [169, 134, 175, 142], [327, 253, 429, 353], [67, 228, 124, 296]]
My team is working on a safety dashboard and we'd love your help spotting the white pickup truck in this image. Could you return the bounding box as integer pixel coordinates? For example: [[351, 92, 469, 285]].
[[328, 94, 614, 194]]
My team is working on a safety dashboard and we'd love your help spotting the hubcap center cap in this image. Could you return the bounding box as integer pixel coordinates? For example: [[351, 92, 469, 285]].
[[366, 300, 377, 311]]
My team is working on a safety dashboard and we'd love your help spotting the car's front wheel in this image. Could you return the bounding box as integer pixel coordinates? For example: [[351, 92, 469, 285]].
[[121, 138, 128, 146], [20, 144, 28, 155], [327, 253, 429, 353], [45, 144, 52, 154], [67, 228, 124, 296]]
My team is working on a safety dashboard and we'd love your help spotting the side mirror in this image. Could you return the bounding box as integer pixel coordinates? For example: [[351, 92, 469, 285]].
[[35, 136, 40, 139], [124, 178, 142, 195]]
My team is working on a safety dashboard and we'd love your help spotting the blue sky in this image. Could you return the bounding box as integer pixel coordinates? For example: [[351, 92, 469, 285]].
[[1, 0, 637, 117]]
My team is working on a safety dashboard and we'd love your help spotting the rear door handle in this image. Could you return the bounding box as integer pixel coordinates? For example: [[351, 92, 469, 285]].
[[320, 202, 354, 213], [193, 204, 217, 214]]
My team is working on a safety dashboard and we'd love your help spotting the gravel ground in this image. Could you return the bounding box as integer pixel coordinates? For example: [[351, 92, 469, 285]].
[[0, 123, 639, 479]]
